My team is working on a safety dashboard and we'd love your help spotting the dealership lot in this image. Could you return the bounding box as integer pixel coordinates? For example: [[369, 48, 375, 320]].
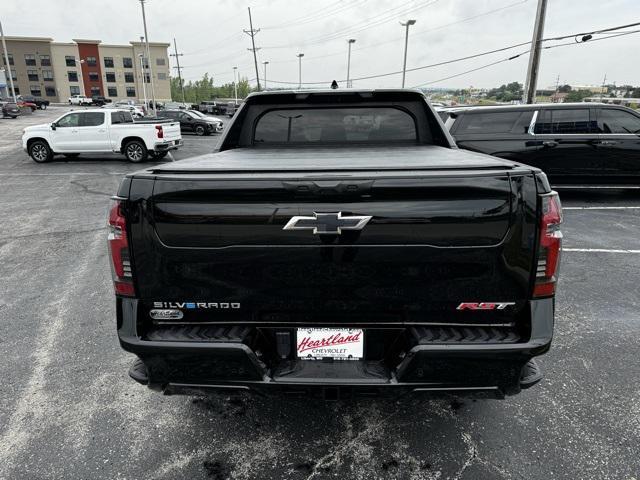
[[0, 107, 638, 479]]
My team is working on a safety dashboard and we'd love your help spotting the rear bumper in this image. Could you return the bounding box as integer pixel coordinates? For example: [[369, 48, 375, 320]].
[[117, 298, 554, 397], [153, 139, 182, 152]]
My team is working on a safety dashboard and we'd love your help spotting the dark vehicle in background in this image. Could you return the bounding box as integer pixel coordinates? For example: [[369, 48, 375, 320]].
[[226, 101, 240, 117], [440, 103, 640, 186], [91, 95, 112, 106], [197, 100, 223, 115], [157, 109, 222, 135], [111, 89, 562, 399], [1, 101, 21, 118], [19, 95, 50, 110]]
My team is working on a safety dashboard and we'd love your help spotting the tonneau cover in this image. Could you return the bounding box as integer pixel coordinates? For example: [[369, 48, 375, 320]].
[[150, 145, 519, 173]]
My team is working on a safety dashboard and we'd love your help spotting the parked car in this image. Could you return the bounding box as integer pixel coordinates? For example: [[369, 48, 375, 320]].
[[91, 95, 112, 106], [102, 103, 145, 118], [157, 109, 221, 135], [19, 95, 50, 110], [226, 101, 240, 117], [22, 109, 182, 163], [188, 110, 224, 131], [112, 89, 562, 398], [197, 100, 223, 115], [1, 101, 21, 118], [163, 101, 190, 110], [68, 95, 91, 106], [440, 103, 640, 186], [14, 99, 37, 112]]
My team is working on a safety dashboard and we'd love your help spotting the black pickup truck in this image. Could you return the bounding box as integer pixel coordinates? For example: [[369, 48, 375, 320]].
[[109, 89, 563, 399]]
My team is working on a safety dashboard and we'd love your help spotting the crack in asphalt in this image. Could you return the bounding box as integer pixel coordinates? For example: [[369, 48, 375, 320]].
[[69, 179, 114, 197]]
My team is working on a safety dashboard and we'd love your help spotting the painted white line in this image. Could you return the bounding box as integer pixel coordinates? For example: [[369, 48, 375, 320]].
[[0, 172, 127, 176], [563, 206, 640, 210], [563, 248, 640, 253]]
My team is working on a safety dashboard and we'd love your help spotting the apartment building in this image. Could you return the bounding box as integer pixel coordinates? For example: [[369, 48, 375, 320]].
[[2, 36, 171, 103]]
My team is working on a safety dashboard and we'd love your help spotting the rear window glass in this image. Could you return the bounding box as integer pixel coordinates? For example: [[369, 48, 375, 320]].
[[253, 107, 417, 144], [534, 109, 595, 134], [455, 111, 533, 135]]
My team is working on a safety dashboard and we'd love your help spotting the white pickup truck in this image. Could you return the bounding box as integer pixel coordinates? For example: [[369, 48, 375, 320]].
[[68, 95, 92, 106], [22, 109, 182, 163]]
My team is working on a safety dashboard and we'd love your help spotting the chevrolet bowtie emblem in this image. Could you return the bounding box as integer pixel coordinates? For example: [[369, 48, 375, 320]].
[[283, 212, 372, 235]]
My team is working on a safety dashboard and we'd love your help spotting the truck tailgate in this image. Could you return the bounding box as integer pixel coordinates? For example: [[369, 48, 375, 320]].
[[127, 166, 538, 327]]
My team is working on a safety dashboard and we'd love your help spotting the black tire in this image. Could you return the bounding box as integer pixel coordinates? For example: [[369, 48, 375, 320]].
[[195, 125, 206, 136], [149, 151, 168, 160], [63, 153, 80, 158], [41, 104, 47, 110], [29, 140, 53, 163], [124, 140, 148, 163]]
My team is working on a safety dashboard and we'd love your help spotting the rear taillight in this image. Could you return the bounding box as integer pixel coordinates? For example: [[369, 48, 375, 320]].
[[107, 199, 134, 296], [534, 192, 563, 298], [155, 125, 164, 138]]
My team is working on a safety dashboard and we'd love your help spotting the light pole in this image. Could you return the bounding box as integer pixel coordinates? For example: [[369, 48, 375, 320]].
[[297, 53, 304, 89], [138, 54, 148, 109], [139, 1, 157, 115], [346, 39, 356, 88], [0, 18, 17, 102], [75, 57, 86, 98], [233, 66, 238, 105], [400, 19, 416, 88], [262, 61, 269, 90]]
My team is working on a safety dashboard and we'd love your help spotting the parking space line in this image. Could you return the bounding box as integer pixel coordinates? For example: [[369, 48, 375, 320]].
[[563, 248, 640, 254], [563, 206, 640, 210]]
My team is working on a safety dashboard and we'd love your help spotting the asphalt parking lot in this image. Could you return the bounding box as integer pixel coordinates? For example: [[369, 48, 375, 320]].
[[0, 106, 638, 480]]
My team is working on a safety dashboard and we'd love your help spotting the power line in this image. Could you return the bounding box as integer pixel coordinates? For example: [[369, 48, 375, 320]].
[[259, 21, 640, 86], [262, 0, 367, 30]]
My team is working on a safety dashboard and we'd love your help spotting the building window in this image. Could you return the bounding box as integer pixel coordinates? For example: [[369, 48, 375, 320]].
[[157, 72, 167, 80], [65, 56, 76, 67], [126, 87, 136, 97], [70, 85, 80, 95], [86, 56, 97, 67], [144, 73, 150, 83], [90, 86, 101, 96], [24, 54, 36, 66], [45, 86, 56, 97], [68, 71, 79, 82], [27, 70, 38, 81], [156, 58, 166, 66], [40, 55, 51, 66], [105, 72, 116, 83], [124, 72, 134, 83], [107, 87, 118, 97], [123, 57, 133, 68], [42, 70, 54, 81], [30, 85, 42, 96], [13, 87, 20, 95], [3, 53, 14, 65], [103, 57, 114, 68], [10, 71, 17, 81], [88, 72, 99, 82]]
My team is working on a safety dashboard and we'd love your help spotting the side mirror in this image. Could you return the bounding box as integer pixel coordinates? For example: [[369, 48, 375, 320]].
[[51, 123, 57, 130]]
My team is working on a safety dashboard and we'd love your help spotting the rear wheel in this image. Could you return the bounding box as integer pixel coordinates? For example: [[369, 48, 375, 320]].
[[124, 140, 148, 163], [29, 140, 53, 163], [40, 104, 47, 110], [195, 125, 206, 136]]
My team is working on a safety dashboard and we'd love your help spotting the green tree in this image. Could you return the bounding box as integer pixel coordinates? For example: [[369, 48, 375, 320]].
[[170, 73, 258, 103], [558, 84, 572, 93], [487, 82, 523, 102], [565, 90, 593, 102]]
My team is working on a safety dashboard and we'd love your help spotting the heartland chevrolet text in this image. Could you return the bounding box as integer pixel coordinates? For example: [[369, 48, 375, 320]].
[[109, 89, 562, 399]]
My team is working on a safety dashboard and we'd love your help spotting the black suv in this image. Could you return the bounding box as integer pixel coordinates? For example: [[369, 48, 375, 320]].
[[440, 103, 640, 186], [157, 109, 221, 136]]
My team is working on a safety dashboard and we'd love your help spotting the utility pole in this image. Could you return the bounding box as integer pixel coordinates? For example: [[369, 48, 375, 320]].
[[297, 53, 304, 89], [170, 37, 186, 103], [245, 7, 261, 91], [262, 61, 269, 90], [553, 74, 560, 102], [138, 53, 148, 109], [346, 39, 356, 88], [0, 18, 17, 102], [523, 0, 548, 104], [600, 73, 607, 102], [400, 20, 416, 88], [139, 0, 157, 115], [233, 66, 238, 104]]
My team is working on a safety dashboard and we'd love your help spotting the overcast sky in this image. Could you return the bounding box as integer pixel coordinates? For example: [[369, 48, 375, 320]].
[[3, 0, 639, 89]]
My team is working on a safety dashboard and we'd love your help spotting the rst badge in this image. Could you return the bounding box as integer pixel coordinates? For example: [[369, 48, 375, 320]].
[[457, 302, 516, 310], [150, 309, 184, 320]]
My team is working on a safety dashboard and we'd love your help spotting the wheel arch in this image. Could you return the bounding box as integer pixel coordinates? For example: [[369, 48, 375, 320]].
[[120, 136, 146, 153]]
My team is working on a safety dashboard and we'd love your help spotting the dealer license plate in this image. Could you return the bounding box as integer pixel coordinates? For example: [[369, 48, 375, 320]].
[[296, 328, 364, 360]]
